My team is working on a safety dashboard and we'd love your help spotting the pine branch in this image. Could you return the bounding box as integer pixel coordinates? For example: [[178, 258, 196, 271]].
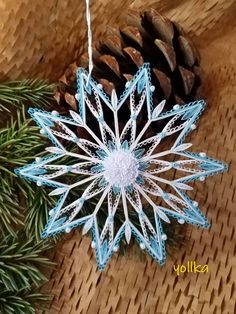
[[0, 79, 55, 313], [0, 107, 46, 170], [0, 79, 55, 111], [0, 232, 55, 292], [0, 190, 24, 237], [0, 288, 51, 314], [0, 233, 54, 313], [0, 107, 48, 236], [24, 188, 55, 241]]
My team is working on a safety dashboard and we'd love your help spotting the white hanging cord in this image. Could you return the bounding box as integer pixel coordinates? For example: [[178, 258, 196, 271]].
[[86, 0, 93, 84]]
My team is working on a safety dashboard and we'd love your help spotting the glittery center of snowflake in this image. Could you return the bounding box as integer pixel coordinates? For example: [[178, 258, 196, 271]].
[[103, 150, 139, 187]]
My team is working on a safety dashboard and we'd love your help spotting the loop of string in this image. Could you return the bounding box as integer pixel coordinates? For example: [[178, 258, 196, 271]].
[[86, 0, 93, 85]]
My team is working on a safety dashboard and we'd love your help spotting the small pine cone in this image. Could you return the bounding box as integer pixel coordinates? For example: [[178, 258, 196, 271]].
[[57, 9, 202, 114], [56, 9, 203, 140]]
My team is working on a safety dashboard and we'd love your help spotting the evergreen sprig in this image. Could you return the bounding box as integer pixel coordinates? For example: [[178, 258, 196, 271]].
[[0, 234, 54, 314], [0, 79, 54, 112], [0, 106, 50, 237], [0, 290, 51, 314], [0, 233, 54, 292], [0, 108, 45, 168], [0, 79, 55, 314], [25, 188, 55, 241]]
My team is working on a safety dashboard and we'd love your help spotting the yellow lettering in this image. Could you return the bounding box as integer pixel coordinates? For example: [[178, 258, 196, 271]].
[[180, 265, 186, 272], [173, 265, 180, 276], [193, 262, 201, 272], [201, 265, 208, 272], [174, 262, 208, 275]]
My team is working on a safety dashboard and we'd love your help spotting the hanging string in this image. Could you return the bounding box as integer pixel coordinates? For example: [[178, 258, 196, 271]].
[[85, 0, 93, 85]]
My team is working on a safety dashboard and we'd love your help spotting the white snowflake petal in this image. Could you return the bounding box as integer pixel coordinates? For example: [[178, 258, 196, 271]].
[[82, 217, 94, 235], [125, 223, 132, 244]]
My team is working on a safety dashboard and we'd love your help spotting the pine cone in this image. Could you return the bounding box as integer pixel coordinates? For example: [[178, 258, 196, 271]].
[[57, 9, 202, 114]]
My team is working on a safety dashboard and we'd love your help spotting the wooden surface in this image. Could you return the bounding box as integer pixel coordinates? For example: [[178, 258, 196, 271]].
[[4, 0, 234, 313]]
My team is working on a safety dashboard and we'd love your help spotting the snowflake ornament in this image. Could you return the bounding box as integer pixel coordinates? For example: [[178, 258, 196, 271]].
[[16, 64, 227, 269]]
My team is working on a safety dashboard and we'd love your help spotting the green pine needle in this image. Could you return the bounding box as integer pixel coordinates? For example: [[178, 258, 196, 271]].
[[0, 106, 49, 236], [0, 79, 55, 112], [0, 232, 54, 313], [0, 107, 46, 169], [0, 231, 54, 314], [0, 232, 55, 292], [0, 79, 55, 313], [24, 188, 55, 241], [0, 288, 52, 314]]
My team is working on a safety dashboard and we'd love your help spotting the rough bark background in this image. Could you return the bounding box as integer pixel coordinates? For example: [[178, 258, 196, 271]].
[[1, 0, 235, 313]]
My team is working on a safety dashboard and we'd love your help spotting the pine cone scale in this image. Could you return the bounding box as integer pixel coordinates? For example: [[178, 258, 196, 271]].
[[123, 47, 144, 67], [144, 9, 174, 45], [154, 39, 176, 71], [153, 69, 172, 99]]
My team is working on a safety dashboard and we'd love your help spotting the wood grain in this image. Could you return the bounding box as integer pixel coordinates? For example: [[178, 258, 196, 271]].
[[3, 0, 233, 313]]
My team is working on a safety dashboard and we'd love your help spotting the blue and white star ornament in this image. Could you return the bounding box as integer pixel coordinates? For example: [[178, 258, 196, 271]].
[[16, 63, 227, 269]]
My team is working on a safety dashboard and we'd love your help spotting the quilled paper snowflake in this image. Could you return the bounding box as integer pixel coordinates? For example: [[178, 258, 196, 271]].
[[16, 64, 227, 269]]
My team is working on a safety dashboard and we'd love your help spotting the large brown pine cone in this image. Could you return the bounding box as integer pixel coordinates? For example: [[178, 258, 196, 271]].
[[56, 9, 202, 114]]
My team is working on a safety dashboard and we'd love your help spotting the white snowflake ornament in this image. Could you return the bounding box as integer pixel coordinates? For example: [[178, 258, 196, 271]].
[[16, 64, 227, 269]]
